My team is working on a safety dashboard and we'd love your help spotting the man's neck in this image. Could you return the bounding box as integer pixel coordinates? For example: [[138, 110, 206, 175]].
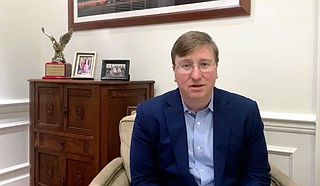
[[183, 97, 211, 113]]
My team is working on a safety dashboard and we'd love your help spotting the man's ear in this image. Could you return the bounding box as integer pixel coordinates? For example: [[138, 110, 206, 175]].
[[172, 65, 177, 82]]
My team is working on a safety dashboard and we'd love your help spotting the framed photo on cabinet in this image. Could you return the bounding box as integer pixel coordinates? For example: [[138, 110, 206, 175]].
[[72, 51, 97, 79], [101, 59, 130, 80]]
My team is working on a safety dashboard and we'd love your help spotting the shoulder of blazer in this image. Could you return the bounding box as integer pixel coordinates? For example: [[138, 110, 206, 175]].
[[214, 87, 256, 106], [140, 88, 181, 106], [136, 88, 181, 113]]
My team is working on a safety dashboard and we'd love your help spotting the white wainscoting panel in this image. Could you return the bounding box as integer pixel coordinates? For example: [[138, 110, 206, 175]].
[[0, 99, 29, 186], [268, 145, 297, 178], [262, 112, 316, 186]]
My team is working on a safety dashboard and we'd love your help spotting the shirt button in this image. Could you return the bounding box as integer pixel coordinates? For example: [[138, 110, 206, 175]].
[[196, 122, 200, 125], [196, 146, 201, 150]]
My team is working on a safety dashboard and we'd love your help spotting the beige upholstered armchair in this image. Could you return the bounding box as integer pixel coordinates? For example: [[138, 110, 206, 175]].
[[89, 112, 297, 186], [89, 113, 134, 186]]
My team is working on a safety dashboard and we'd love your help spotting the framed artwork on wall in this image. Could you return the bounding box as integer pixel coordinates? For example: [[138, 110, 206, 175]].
[[101, 59, 130, 81], [68, 0, 251, 31], [72, 51, 97, 79]]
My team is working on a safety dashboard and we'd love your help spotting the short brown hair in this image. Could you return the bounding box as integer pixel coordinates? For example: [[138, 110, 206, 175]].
[[171, 31, 219, 66]]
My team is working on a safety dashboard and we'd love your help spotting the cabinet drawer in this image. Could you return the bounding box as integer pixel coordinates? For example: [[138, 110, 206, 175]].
[[35, 132, 95, 156]]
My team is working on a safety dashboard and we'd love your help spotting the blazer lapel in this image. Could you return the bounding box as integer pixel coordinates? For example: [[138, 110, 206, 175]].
[[164, 89, 198, 186], [213, 88, 232, 186]]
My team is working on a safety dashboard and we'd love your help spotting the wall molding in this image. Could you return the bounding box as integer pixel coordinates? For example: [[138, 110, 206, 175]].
[[0, 99, 30, 185], [0, 162, 30, 185], [0, 99, 29, 115], [0, 99, 30, 129], [268, 145, 297, 178], [0, 120, 29, 136], [261, 112, 316, 135], [0, 120, 29, 129], [0, 162, 30, 175]]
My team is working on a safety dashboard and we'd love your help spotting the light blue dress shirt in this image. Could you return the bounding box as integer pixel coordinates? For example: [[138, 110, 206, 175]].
[[182, 96, 214, 186]]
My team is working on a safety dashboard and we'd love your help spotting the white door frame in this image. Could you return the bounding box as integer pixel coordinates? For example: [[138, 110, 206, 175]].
[[315, 1, 320, 185]]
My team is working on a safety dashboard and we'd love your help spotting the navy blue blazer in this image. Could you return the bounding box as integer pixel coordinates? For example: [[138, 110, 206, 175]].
[[130, 88, 270, 186]]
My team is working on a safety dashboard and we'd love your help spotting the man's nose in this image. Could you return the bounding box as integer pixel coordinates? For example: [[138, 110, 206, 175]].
[[190, 66, 201, 79]]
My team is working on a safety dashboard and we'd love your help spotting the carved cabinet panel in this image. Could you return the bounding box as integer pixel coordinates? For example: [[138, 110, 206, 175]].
[[37, 150, 61, 186], [64, 85, 100, 136], [29, 79, 154, 186], [36, 84, 63, 131], [65, 157, 95, 186]]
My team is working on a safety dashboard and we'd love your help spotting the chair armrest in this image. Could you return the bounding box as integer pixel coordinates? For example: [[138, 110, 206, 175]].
[[89, 157, 125, 186], [270, 164, 297, 186]]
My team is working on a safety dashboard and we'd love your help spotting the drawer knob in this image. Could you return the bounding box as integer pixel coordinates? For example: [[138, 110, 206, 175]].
[[62, 176, 66, 186], [62, 107, 67, 117], [60, 139, 65, 150]]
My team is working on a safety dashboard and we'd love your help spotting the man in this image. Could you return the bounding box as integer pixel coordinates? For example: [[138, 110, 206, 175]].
[[130, 31, 270, 186]]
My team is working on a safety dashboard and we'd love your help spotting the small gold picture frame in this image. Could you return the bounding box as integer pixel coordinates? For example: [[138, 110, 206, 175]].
[[72, 51, 97, 79]]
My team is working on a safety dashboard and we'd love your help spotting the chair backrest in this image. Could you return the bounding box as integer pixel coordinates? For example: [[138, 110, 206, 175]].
[[119, 112, 136, 181]]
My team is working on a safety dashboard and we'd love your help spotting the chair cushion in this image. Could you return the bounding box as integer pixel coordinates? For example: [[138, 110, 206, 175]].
[[119, 113, 136, 182]]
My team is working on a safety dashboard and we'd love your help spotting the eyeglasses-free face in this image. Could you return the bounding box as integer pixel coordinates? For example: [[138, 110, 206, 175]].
[[173, 44, 218, 112]]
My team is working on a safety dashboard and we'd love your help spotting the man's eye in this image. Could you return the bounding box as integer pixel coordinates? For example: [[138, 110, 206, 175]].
[[200, 63, 210, 67], [200, 63, 211, 67], [182, 64, 192, 68]]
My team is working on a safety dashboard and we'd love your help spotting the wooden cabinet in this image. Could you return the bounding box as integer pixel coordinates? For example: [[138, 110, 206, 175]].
[[29, 79, 154, 186]]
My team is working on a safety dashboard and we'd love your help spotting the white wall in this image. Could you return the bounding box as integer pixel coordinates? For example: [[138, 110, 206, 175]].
[[0, 2, 43, 99], [0, 0, 319, 185], [66, 0, 316, 114], [1, 0, 315, 114]]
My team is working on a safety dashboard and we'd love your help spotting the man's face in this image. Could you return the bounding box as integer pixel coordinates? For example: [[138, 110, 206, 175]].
[[173, 44, 218, 105]]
